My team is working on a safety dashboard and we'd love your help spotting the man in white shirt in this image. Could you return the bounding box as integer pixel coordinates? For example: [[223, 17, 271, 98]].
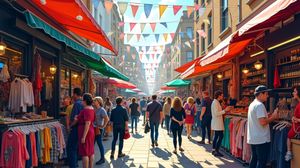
[[247, 85, 278, 168]]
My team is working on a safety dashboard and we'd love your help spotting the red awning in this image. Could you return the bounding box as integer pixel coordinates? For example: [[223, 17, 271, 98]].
[[200, 33, 253, 66], [181, 61, 222, 79], [108, 78, 137, 89], [24, 0, 118, 55], [233, 0, 300, 42], [175, 57, 201, 73], [160, 86, 176, 90]]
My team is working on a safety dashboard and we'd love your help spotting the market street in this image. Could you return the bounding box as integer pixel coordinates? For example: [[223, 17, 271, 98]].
[[70, 121, 243, 168]]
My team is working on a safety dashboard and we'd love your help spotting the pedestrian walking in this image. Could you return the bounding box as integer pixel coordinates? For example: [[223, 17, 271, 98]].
[[170, 97, 186, 154], [160, 97, 166, 128], [67, 88, 83, 168], [93, 97, 109, 165], [140, 97, 147, 126], [247, 85, 278, 168], [211, 91, 232, 157], [104, 97, 113, 139], [76, 93, 96, 168], [199, 91, 213, 144], [110, 96, 129, 159], [146, 95, 163, 148], [184, 97, 197, 140], [195, 97, 202, 135], [129, 97, 140, 134], [163, 97, 172, 135]]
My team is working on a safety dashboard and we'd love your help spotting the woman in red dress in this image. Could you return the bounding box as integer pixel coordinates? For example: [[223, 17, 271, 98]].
[[184, 97, 197, 140], [76, 93, 95, 168]]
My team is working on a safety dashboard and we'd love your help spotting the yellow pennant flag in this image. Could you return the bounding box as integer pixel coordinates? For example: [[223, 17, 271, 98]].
[[187, 6, 194, 18], [163, 33, 169, 42], [159, 5, 168, 18]]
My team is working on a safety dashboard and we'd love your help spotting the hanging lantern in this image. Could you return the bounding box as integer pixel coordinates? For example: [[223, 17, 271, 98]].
[[72, 73, 79, 79], [242, 67, 249, 74], [217, 72, 223, 79], [49, 63, 57, 75], [0, 41, 7, 56], [254, 60, 263, 70]]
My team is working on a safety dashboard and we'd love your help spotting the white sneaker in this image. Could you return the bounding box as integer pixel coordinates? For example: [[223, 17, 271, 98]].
[[285, 151, 293, 161]]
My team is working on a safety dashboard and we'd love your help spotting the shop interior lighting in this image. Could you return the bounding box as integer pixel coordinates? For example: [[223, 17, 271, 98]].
[[242, 66, 249, 74], [268, 35, 300, 51], [254, 60, 263, 70], [49, 60, 57, 75], [72, 73, 79, 79], [250, 51, 264, 57], [217, 72, 223, 79], [0, 38, 7, 56]]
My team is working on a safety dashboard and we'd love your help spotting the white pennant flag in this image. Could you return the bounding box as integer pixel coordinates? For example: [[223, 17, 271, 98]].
[[184, 41, 191, 48], [107, 32, 114, 37]]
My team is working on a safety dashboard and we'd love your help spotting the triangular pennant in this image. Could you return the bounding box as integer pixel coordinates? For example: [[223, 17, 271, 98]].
[[151, 54, 155, 60], [127, 34, 133, 42], [144, 4, 153, 18], [185, 41, 191, 48], [126, 46, 131, 53], [179, 32, 185, 38], [118, 2, 128, 15], [160, 45, 164, 51], [132, 54, 136, 60], [130, 23, 137, 31], [173, 5, 182, 15], [140, 23, 146, 32], [155, 34, 160, 43], [104, 1, 114, 14], [163, 33, 169, 42], [136, 34, 141, 41], [194, 3, 200, 11], [107, 32, 114, 37], [131, 4, 139, 17], [139, 53, 143, 61], [146, 46, 150, 52], [187, 6, 194, 18], [119, 33, 125, 40], [150, 23, 156, 32], [170, 33, 175, 40], [142, 34, 150, 39], [118, 22, 125, 27], [203, 18, 210, 25], [159, 5, 168, 18], [93, 0, 100, 8], [199, 7, 206, 17], [197, 30, 207, 38], [160, 22, 168, 28]]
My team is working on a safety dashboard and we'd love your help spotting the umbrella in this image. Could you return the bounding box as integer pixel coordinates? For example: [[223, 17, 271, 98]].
[[165, 79, 191, 87]]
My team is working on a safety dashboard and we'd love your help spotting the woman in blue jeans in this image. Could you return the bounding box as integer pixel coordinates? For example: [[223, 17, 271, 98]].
[[163, 97, 172, 134], [129, 97, 140, 133], [93, 97, 109, 165]]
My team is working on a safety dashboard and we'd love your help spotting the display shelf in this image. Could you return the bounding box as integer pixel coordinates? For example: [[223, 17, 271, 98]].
[[277, 58, 300, 66], [280, 75, 300, 80], [241, 84, 259, 88], [245, 71, 266, 77]]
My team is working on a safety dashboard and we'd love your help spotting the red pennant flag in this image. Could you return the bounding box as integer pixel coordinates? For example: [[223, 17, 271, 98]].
[[194, 3, 200, 10], [118, 22, 125, 27], [139, 53, 143, 60], [170, 33, 175, 40], [151, 54, 155, 60], [173, 5, 182, 15], [150, 23, 156, 32], [136, 34, 141, 41], [131, 4, 139, 17], [130, 23, 137, 31]]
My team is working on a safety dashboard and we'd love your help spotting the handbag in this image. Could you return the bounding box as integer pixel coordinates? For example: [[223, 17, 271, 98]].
[[94, 127, 101, 136], [124, 130, 130, 139]]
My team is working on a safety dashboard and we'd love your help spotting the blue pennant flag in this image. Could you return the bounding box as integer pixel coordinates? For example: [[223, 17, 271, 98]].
[[155, 34, 160, 43], [146, 46, 150, 52], [160, 22, 168, 28], [92, 0, 100, 8], [179, 32, 185, 38], [144, 4, 153, 18], [143, 34, 150, 38]]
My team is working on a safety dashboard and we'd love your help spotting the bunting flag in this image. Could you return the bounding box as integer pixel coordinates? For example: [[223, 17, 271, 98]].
[[144, 4, 153, 18], [146, 46, 150, 52], [126, 46, 131, 53], [155, 34, 160, 43], [131, 4, 139, 17], [118, 22, 125, 27], [160, 45, 164, 51], [139, 53, 143, 60], [170, 33, 175, 40], [93, 0, 100, 8], [192, 38, 196, 42], [118, 2, 128, 15], [132, 54, 136, 60], [140, 23, 146, 32], [130, 23, 136, 31], [159, 5, 168, 18], [160, 22, 168, 28], [199, 7, 206, 17], [179, 32, 185, 38], [127, 34, 133, 42], [187, 6, 194, 18], [203, 18, 210, 25], [136, 34, 141, 41], [197, 29, 207, 38], [104, 1, 114, 14], [150, 23, 156, 32], [151, 54, 155, 60], [142, 34, 150, 38], [107, 32, 114, 37], [173, 5, 182, 15], [185, 41, 191, 48], [194, 3, 200, 11], [163, 33, 168, 42], [119, 33, 125, 40]]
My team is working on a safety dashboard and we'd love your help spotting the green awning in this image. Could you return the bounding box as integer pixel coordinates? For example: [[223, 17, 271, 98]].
[[165, 79, 191, 87], [125, 89, 136, 94], [76, 56, 129, 81], [24, 11, 100, 60]]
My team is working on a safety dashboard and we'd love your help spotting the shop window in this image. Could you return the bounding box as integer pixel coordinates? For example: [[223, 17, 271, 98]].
[[196, 33, 200, 57], [186, 27, 193, 40], [201, 23, 205, 53], [71, 70, 83, 91], [186, 51, 193, 63], [208, 14, 213, 45], [220, 0, 228, 32]]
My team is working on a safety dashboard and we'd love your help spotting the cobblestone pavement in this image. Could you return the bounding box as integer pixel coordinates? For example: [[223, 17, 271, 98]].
[[70, 120, 244, 168]]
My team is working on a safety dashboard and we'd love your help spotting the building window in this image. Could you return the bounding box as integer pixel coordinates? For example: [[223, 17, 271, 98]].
[[238, 0, 242, 22], [201, 23, 205, 53], [208, 14, 212, 45], [186, 51, 193, 62], [221, 0, 228, 32], [196, 32, 200, 57], [186, 27, 193, 39]]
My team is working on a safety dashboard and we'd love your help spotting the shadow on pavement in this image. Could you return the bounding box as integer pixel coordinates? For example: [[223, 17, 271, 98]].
[[150, 147, 172, 160], [176, 152, 202, 167], [131, 133, 144, 139]]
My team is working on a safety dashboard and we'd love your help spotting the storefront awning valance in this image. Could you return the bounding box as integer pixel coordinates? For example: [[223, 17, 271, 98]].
[[125, 89, 137, 94], [160, 86, 176, 90], [25, 0, 118, 55], [108, 78, 137, 89], [200, 33, 253, 66], [233, 0, 300, 42], [25, 11, 101, 60], [175, 57, 201, 73], [165, 79, 191, 87], [181, 62, 222, 79], [75, 56, 129, 81]]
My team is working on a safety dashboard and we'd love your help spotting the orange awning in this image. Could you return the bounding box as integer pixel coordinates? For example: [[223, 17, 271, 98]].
[[181, 62, 222, 79], [22, 0, 118, 55], [233, 0, 300, 42], [175, 57, 201, 73], [200, 33, 253, 66]]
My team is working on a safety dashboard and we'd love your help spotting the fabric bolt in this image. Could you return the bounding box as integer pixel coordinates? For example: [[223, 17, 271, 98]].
[[184, 103, 196, 124]]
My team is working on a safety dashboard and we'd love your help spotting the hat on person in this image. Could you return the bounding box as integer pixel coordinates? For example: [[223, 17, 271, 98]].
[[254, 85, 272, 96]]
